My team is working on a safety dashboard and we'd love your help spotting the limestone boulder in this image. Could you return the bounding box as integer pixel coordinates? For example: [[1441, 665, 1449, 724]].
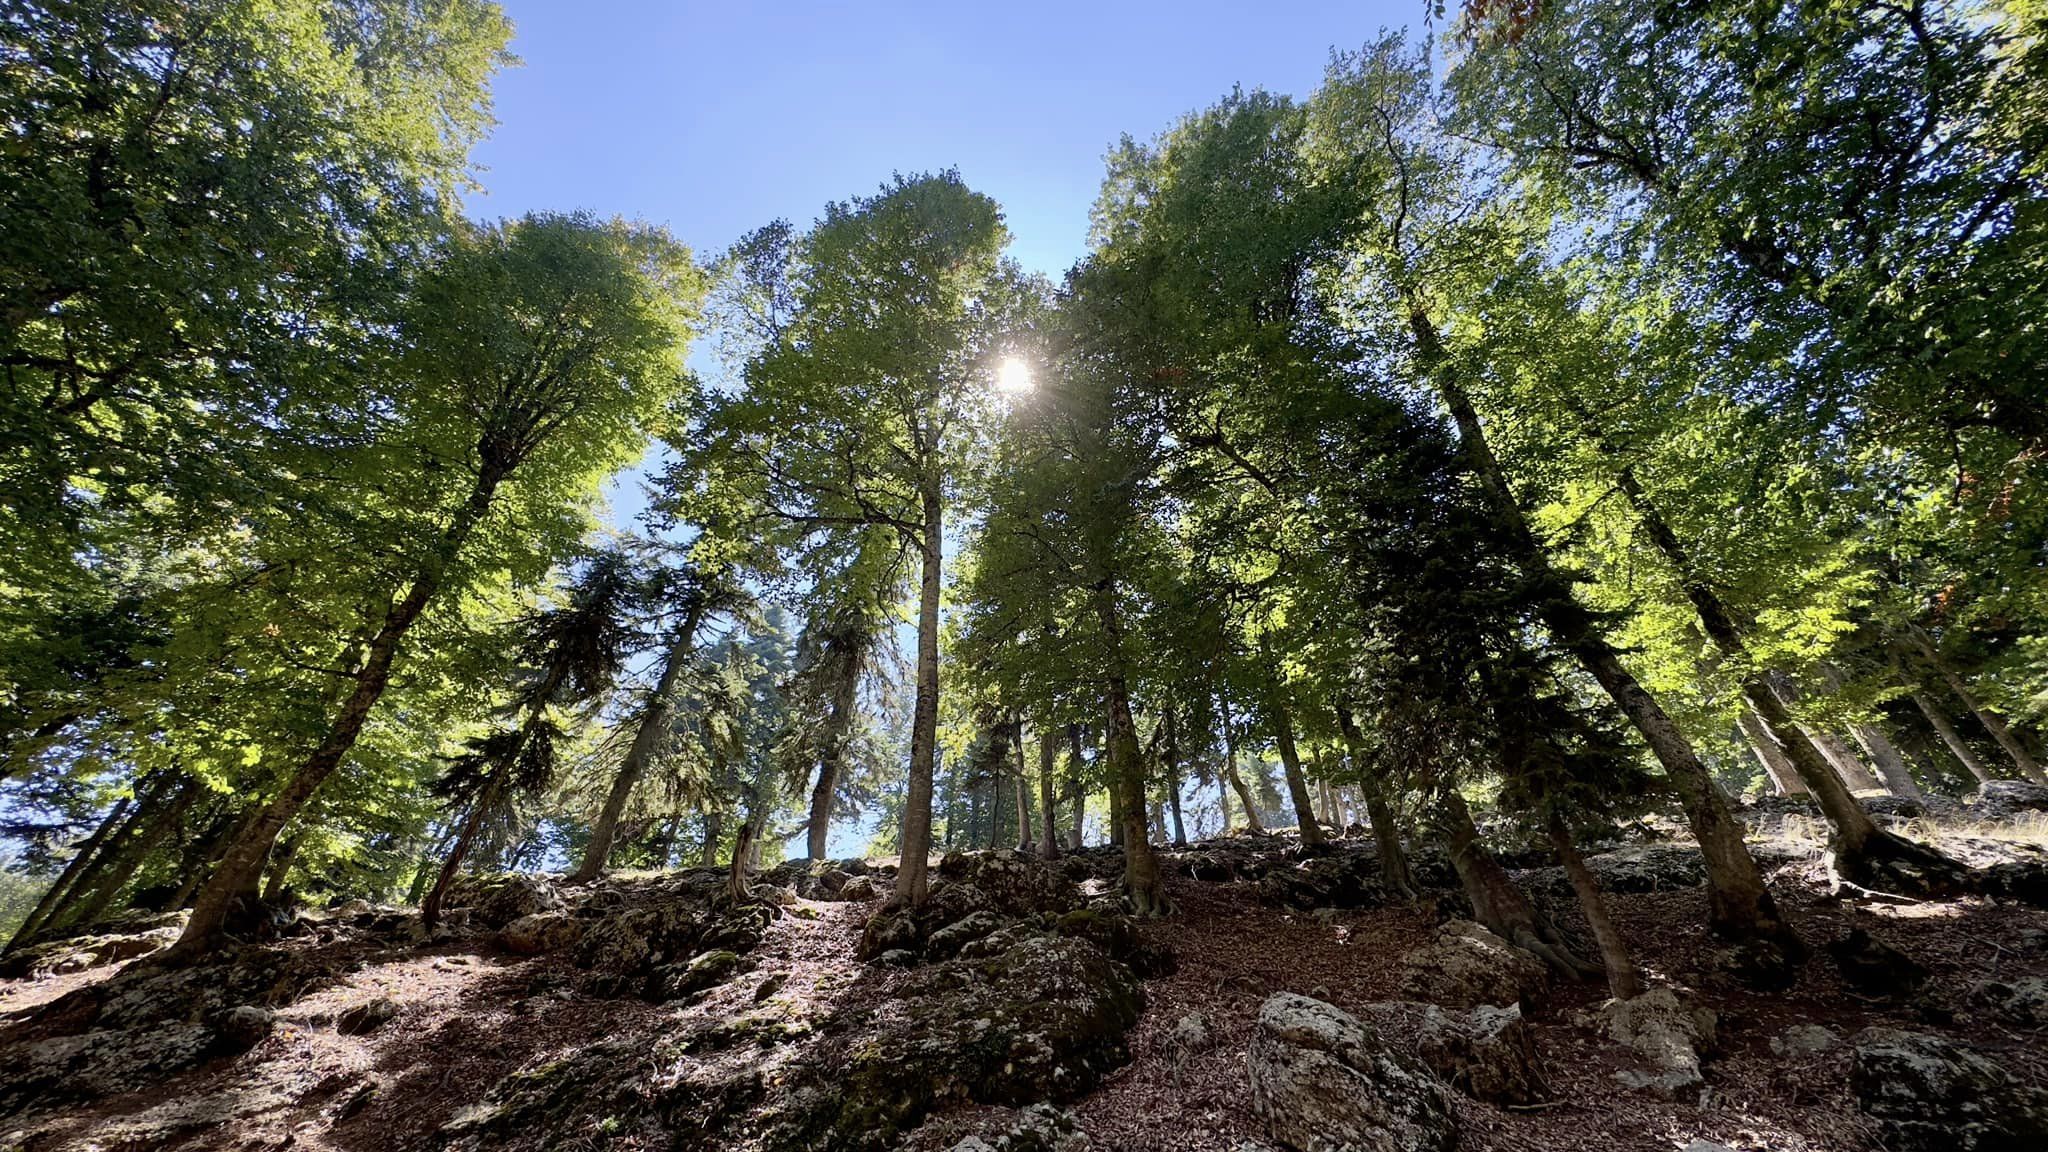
[[1416, 1002, 1548, 1106], [499, 911, 584, 955], [1398, 920, 1549, 1010], [1850, 1027, 2048, 1151], [1246, 993, 1457, 1152]]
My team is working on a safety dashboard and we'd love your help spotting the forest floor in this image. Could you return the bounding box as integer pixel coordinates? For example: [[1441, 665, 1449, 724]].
[[2, 808, 2046, 1151]]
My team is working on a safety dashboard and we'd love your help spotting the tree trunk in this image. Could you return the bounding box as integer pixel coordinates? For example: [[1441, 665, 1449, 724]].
[[1037, 725, 1061, 859], [1739, 709, 1808, 796], [422, 775, 500, 929], [8, 795, 132, 952], [1910, 629, 2046, 784], [572, 597, 709, 882], [1334, 700, 1414, 896], [700, 801, 725, 868], [1162, 710, 1188, 846], [1414, 325, 1794, 955], [1908, 687, 1993, 783], [61, 777, 194, 936], [894, 475, 944, 906], [1807, 724, 1883, 793], [1851, 724, 1923, 799], [1222, 714, 1264, 834], [1546, 808, 1642, 999], [1068, 725, 1087, 849], [1013, 715, 1034, 852], [1441, 790, 1597, 980], [168, 467, 506, 960], [1095, 583, 1168, 914], [1267, 697, 1325, 846], [261, 833, 302, 905]]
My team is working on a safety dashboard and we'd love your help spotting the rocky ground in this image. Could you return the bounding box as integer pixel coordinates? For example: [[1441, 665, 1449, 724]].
[[1, 785, 2046, 1151]]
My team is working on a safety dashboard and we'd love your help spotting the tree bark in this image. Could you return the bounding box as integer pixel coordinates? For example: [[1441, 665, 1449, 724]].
[[893, 475, 944, 905], [1221, 711, 1264, 834], [1067, 725, 1087, 849], [1441, 790, 1596, 980], [571, 598, 709, 882], [1095, 583, 1168, 914], [1037, 724, 1061, 859], [1546, 808, 1643, 999], [805, 635, 865, 861], [8, 796, 132, 952], [422, 775, 500, 929], [1012, 715, 1034, 852], [1908, 686, 1993, 783], [1851, 723, 1923, 799], [261, 833, 302, 905], [1739, 709, 1808, 796], [1334, 700, 1415, 896], [168, 466, 506, 960], [1910, 630, 2046, 784], [1266, 696, 1325, 846]]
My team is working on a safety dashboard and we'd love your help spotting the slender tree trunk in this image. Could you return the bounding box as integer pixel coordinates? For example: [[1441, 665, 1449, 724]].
[[1037, 725, 1061, 859], [700, 800, 725, 868], [1739, 709, 1808, 796], [1441, 790, 1596, 980], [261, 833, 302, 905], [1096, 583, 1168, 914], [1334, 701, 1415, 896], [1221, 713, 1264, 834], [805, 646, 863, 860], [422, 776, 500, 929], [1267, 697, 1325, 846], [1068, 725, 1087, 849], [61, 778, 194, 935], [1162, 710, 1187, 847], [1909, 686, 1994, 783], [169, 468, 506, 960], [1809, 725, 1884, 793], [1851, 724, 1923, 799], [1012, 715, 1034, 852], [1910, 630, 2046, 784], [1547, 808, 1642, 999], [572, 598, 708, 882], [1413, 324, 1794, 956], [8, 796, 132, 951], [894, 476, 944, 905]]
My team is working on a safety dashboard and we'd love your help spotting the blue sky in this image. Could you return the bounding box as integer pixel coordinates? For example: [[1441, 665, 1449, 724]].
[[464, 1, 1418, 280]]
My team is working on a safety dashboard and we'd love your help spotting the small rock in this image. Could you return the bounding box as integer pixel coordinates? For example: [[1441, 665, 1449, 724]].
[[1593, 987, 1716, 1098], [1770, 1023, 1840, 1057], [1828, 929, 1929, 1000], [214, 1005, 276, 1053], [753, 972, 790, 1002], [839, 875, 879, 901], [499, 911, 584, 955], [1417, 1002, 1549, 1105], [1968, 976, 2048, 1026], [1168, 1012, 1213, 1054], [1247, 993, 1457, 1152], [336, 997, 399, 1036]]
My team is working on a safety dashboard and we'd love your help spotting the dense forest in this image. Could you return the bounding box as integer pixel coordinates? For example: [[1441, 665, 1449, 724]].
[[2, 1, 2046, 1150]]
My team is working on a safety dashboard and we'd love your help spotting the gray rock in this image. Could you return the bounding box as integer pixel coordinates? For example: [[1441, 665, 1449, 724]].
[[1247, 993, 1457, 1152], [499, 911, 584, 955], [1770, 1023, 1840, 1057], [1169, 1011, 1213, 1054], [839, 875, 879, 901], [1966, 781, 2048, 821], [214, 1005, 276, 1053], [1417, 1002, 1549, 1105], [1398, 920, 1550, 1010], [1591, 988, 1716, 1098], [927, 910, 1006, 959], [1968, 976, 2048, 1027], [1850, 1027, 2048, 1150], [336, 997, 399, 1036], [441, 873, 563, 930]]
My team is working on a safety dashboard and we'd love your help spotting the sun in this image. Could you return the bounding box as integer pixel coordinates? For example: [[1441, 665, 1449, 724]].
[[995, 355, 1034, 395]]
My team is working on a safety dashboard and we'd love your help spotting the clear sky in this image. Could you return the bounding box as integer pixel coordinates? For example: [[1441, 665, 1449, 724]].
[[463, 0, 1420, 279]]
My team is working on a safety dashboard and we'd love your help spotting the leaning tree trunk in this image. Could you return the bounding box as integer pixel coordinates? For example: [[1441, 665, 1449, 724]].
[[572, 597, 709, 882], [1267, 697, 1325, 847], [1851, 724, 1923, 799], [1414, 308, 1797, 959], [1037, 726, 1062, 859], [1335, 701, 1415, 897], [1221, 718, 1265, 834], [1546, 808, 1643, 999], [894, 475, 944, 906], [262, 833, 303, 905], [1441, 790, 1598, 981], [1909, 629, 2047, 784], [168, 467, 505, 961], [1739, 710, 1808, 796], [1907, 684, 1994, 783], [7, 795, 133, 952], [422, 774, 502, 930], [59, 777, 195, 937]]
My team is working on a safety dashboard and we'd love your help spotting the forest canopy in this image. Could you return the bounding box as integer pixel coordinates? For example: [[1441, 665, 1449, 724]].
[[2, 0, 2045, 987]]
